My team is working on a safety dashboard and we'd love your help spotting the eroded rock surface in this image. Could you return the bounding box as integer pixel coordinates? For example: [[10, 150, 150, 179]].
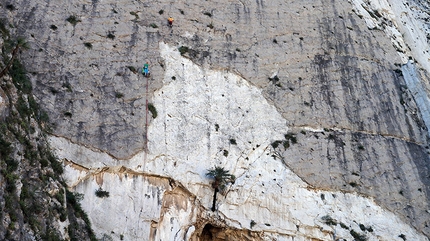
[[49, 43, 429, 240], [2, 0, 430, 240]]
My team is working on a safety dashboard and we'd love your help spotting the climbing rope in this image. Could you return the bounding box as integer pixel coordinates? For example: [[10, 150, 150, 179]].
[[143, 73, 150, 171]]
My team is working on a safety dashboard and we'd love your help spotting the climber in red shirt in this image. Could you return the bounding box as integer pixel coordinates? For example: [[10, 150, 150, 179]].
[[168, 17, 174, 27]]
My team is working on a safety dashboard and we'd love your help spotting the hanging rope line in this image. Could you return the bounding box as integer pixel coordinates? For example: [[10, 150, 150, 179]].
[[143, 72, 150, 171]]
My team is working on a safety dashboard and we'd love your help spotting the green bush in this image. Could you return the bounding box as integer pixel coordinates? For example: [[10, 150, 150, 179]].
[[0, 135, 12, 157], [42, 228, 62, 241], [340, 222, 349, 229], [129, 12, 139, 19], [178, 46, 189, 55], [321, 215, 337, 226], [66, 15, 80, 26], [51, 158, 64, 175], [11, 59, 32, 94], [271, 140, 281, 148], [250, 220, 256, 229], [16, 96, 31, 117], [95, 188, 110, 198], [350, 229, 367, 241], [115, 92, 124, 98], [127, 66, 137, 73], [285, 133, 297, 143], [148, 103, 157, 118]]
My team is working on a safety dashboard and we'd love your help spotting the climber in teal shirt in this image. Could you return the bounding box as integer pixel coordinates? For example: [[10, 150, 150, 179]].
[[143, 62, 149, 77]]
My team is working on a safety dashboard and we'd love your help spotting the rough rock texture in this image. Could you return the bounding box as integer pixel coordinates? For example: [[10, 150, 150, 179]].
[[0, 20, 95, 240], [2, 0, 430, 240]]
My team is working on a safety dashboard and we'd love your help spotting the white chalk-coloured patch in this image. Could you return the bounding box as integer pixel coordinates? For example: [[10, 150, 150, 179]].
[[145, 42, 427, 240]]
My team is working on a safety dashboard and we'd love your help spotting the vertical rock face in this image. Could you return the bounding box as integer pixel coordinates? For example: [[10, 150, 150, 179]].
[[0, 21, 96, 240], [2, 0, 430, 240]]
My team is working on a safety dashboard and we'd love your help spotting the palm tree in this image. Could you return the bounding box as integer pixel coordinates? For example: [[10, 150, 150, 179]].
[[206, 166, 235, 211], [0, 37, 29, 79]]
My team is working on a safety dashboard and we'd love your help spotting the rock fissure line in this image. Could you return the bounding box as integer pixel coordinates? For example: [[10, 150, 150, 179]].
[[292, 125, 425, 145], [50, 133, 121, 159], [64, 159, 174, 187]]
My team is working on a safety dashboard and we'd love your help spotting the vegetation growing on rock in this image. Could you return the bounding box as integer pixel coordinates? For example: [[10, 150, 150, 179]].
[[0, 19, 96, 240], [206, 166, 235, 211]]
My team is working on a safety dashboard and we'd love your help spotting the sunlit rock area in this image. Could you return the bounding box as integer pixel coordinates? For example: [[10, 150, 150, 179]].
[[1, 0, 430, 240]]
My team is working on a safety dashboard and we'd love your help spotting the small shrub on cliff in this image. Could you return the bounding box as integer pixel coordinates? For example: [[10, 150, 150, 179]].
[[350, 229, 366, 241], [127, 66, 137, 73], [115, 92, 124, 98], [129, 12, 139, 19], [95, 188, 110, 198], [178, 46, 189, 55], [10, 58, 32, 94], [50, 158, 64, 175], [66, 15, 81, 26], [340, 222, 349, 229], [148, 103, 157, 118], [271, 140, 281, 149], [66, 190, 97, 241], [321, 215, 337, 226], [250, 220, 256, 229], [284, 133, 297, 143]]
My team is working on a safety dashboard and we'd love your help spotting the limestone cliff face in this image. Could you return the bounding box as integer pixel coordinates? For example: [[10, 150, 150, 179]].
[[0, 22, 96, 240], [2, 0, 430, 240]]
